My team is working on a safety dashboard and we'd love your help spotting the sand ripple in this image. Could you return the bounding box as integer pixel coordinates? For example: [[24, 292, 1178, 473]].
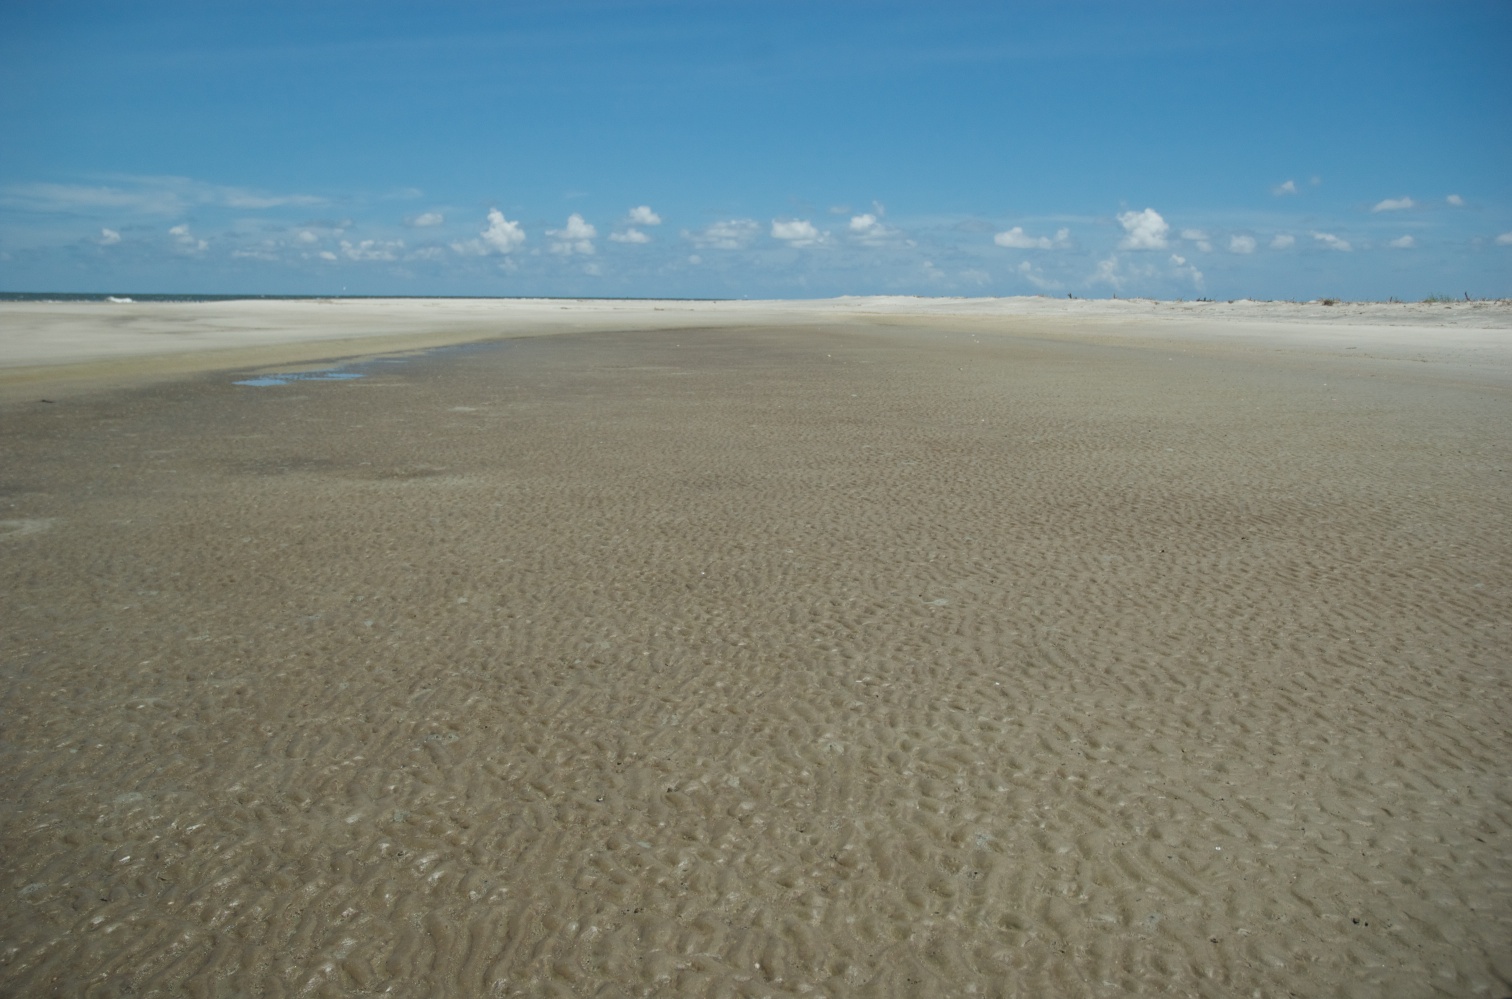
[[2, 325, 1508, 997]]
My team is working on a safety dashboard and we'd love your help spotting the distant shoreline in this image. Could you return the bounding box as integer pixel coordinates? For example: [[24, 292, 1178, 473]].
[[4, 295, 1509, 404], [3, 291, 1507, 306]]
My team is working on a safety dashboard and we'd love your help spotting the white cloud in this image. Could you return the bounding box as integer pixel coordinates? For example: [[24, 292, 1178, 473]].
[[1495, 232, 1512, 246], [1447, 194, 1464, 207], [1371, 196, 1415, 213], [1274, 179, 1298, 196], [684, 219, 760, 250], [168, 223, 207, 253], [1117, 208, 1168, 250], [1271, 233, 1296, 250], [1229, 234, 1256, 254], [221, 189, 324, 210], [548, 213, 597, 255], [1016, 259, 1058, 290], [297, 230, 318, 244], [1180, 228, 1212, 252], [609, 228, 651, 244], [340, 238, 403, 261], [453, 208, 526, 256], [994, 225, 1071, 250], [99, 228, 121, 245], [4, 181, 179, 215], [408, 246, 446, 261], [318, 250, 338, 261], [2, 176, 325, 218], [626, 205, 661, 226], [687, 254, 702, 265], [483, 208, 526, 253], [848, 213, 887, 243], [1090, 255, 1124, 290], [1170, 253, 1204, 289], [1312, 231, 1352, 252], [1388, 235, 1415, 249], [407, 212, 444, 227], [771, 219, 824, 246]]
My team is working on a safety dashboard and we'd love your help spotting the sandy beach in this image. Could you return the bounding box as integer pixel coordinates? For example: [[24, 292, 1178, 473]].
[[2, 297, 1509, 997]]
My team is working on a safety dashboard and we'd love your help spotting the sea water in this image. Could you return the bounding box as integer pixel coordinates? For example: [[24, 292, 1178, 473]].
[[233, 370, 365, 387]]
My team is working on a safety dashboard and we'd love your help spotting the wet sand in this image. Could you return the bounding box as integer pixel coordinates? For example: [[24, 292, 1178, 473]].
[[2, 302, 1509, 997]]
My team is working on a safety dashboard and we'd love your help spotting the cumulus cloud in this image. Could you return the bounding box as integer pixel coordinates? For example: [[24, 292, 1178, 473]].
[[169, 223, 207, 253], [684, 219, 760, 250], [1388, 235, 1415, 249], [1229, 235, 1256, 254], [1170, 253, 1204, 289], [548, 213, 597, 255], [297, 230, 318, 244], [1271, 233, 1296, 250], [994, 226, 1071, 250], [1495, 232, 1512, 246], [1274, 179, 1298, 196], [483, 209, 526, 253], [1180, 228, 1212, 252], [1447, 194, 1464, 207], [610, 206, 660, 243], [99, 228, 121, 245], [1372, 196, 1415, 213], [340, 238, 403, 261], [454, 208, 526, 255], [848, 213, 895, 245], [1312, 231, 1352, 252], [407, 212, 444, 227], [771, 219, 824, 247], [1117, 208, 1168, 250], [318, 250, 338, 261], [626, 205, 661, 226]]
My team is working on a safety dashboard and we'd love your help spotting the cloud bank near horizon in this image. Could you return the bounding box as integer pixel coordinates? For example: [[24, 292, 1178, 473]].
[[4, 173, 1508, 300]]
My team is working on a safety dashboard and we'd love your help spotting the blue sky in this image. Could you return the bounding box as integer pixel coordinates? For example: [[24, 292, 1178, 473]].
[[2, 0, 1509, 299]]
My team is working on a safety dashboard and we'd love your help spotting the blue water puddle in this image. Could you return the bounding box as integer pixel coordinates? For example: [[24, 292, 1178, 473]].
[[234, 370, 366, 387]]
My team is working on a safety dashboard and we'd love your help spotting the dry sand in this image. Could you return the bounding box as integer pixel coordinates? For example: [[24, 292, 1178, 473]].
[[1, 298, 1509, 997]]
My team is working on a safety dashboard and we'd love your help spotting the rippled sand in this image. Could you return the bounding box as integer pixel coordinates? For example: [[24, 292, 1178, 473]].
[[2, 315, 1509, 997]]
